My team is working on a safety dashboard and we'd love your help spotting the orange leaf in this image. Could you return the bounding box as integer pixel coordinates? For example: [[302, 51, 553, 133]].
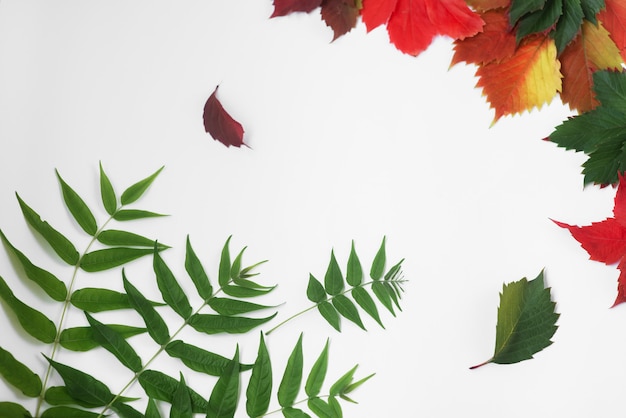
[[560, 21, 623, 113], [464, 0, 510, 12], [598, 0, 626, 61], [475, 35, 562, 121]]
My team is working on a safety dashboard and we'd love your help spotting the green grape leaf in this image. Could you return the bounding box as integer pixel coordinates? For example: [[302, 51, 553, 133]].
[[40, 406, 100, 418], [370, 237, 386, 280], [218, 236, 232, 287], [207, 347, 240, 418], [0, 229, 67, 301], [346, 241, 362, 286], [80, 247, 155, 272], [246, 333, 272, 418], [60, 324, 146, 352], [305, 339, 329, 398], [85, 312, 143, 373], [71, 287, 164, 313], [16, 193, 79, 265], [307, 274, 327, 303], [153, 247, 192, 319], [138, 370, 208, 414], [552, 0, 584, 53], [184, 236, 212, 300], [99, 162, 117, 215], [208, 297, 274, 316], [282, 407, 311, 418], [165, 340, 252, 376], [113, 209, 167, 221], [0, 346, 41, 397], [471, 271, 559, 369], [324, 250, 344, 296], [170, 374, 193, 418], [318, 301, 341, 332], [188, 312, 277, 335], [123, 272, 170, 345], [0, 402, 32, 417], [351, 287, 383, 328], [331, 294, 365, 330], [145, 398, 162, 418], [509, 0, 546, 24], [278, 333, 304, 408], [0, 275, 56, 343], [515, 0, 562, 41], [97, 230, 168, 249], [580, 0, 604, 23], [55, 170, 98, 236], [120, 166, 164, 205]]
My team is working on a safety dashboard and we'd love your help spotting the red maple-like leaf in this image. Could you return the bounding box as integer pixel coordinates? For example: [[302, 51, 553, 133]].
[[270, 0, 323, 17], [321, 0, 360, 40], [203, 86, 245, 148], [598, 0, 626, 61], [361, 0, 398, 32], [555, 172, 626, 307]]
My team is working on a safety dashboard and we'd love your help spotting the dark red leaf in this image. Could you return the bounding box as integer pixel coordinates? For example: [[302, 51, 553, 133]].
[[321, 0, 360, 40], [271, 0, 323, 17], [203, 86, 245, 148]]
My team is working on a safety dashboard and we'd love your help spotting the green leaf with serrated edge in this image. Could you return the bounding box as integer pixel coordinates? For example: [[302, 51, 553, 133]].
[[246, 333, 272, 418], [145, 398, 162, 418], [332, 294, 365, 330], [113, 209, 167, 221], [120, 166, 164, 205], [16, 193, 79, 265], [138, 370, 208, 414], [218, 236, 232, 287], [207, 347, 240, 418], [307, 274, 326, 303], [371, 281, 395, 316], [515, 0, 562, 41], [330, 365, 358, 397], [370, 237, 386, 280], [307, 398, 336, 418], [85, 312, 142, 373], [230, 246, 245, 279], [0, 346, 41, 397], [123, 271, 170, 345], [99, 162, 117, 215], [45, 356, 114, 407], [170, 374, 192, 418], [208, 297, 274, 316], [0, 402, 32, 418], [80, 247, 155, 272], [509, 0, 546, 24], [97, 230, 167, 249], [553, 0, 584, 54], [60, 324, 146, 352], [56, 169, 98, 236], [0, 229, 67, 301], [184, 236, 212, 300], [111, 400, 145, 418], [282, 407, 311, 418], [71, 288, 164, 313], [40, 406, 100, 418], [154, 246, 192, 319], [221, 285, 275, 298], [581, 0, 604, 23], [324, 250, 344, 296], [305, 339, 329, 397], [318, 301, 341, 331], [188, 313, 277, 335], [278, 333, 304, 408], [351, 287, 383, 328], [0, 275, 56, 343], [346, 241, 362, 287], [165, 340, 252, 376], [470, 271, 559, 369]]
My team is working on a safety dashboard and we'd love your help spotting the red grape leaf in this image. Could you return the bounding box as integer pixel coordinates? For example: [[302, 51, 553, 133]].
[[203, 86, 245, 148], [361, 0, 398, 32], [321, 0, 360, 40], [598, 0, 626, 61], [270, 0, 323, 17], [554, 172, 626, 307]]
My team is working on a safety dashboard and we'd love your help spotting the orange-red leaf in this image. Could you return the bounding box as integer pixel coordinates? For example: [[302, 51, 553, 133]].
[[598, 0, 626, 61], [559, 20, 623, 113], [475, 35, 562, 121], [361, 0, 398, 32], [451, 9, 516, 66], [321, 0, 360, 40], [203, 86, 245, 148], [270, 0, 323, 17], [465, 0, 510, 11]]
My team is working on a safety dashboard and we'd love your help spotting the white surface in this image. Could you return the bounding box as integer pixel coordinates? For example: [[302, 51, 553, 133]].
[[0, 1, 623, 417]]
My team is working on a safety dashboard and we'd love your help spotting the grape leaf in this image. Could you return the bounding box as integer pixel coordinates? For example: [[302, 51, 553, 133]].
[[203, 86, 245, 148], [599, 0, 626, 61], [270, 0, 323, 17], [321, 0, 361, 40], [470, 271, 559, 368]]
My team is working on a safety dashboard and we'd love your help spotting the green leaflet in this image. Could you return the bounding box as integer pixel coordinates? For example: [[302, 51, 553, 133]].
[[331, 295, 365, 330], [351, 287, 383, 328], [123, 272, 170, 345], [0, 402, 32, 418], [0, 275, 56, 343], [71, 287, 164, 313], [184, 236, 212, 300], [0, 346, 41, 397], [170, 374, 193, 418], [324, 250, 344, 296], [85, 312, 143, 373], [282, 407, 311, 418], [15, 193, 79, 265], [370, 237, 386, 280], [305, 339, 329, 398], [307, 397, 337, 418], [371, 281, 395, 316], [153, 248, 192, 319], [97, 230, 167, 249], [515, 0, 562, 41], [99, 162, 117, 215], [278, 334, 303, 408], [218, 236, 232, 287], [138, 370, 207, 414], [165, 340, 252, 376], [318, 301, 341, 332], [145, 398, 162, 418], [509, 0, 546, 24], [346, 241, 362, 286], [120, 166, 164, 205], [330, 366, 358, 397], [208, 297, 274, 316], [581, 0, 605, 23], [56, 169, 98, 236], [60, 324, 146, 352], [44, 386, 118, 408], [207, 347, 240, 418], [246, 333, 272, 418], [471, 271, 559, 368], [230, 246, 246, 280], [188, 313, 277, 335], [80, 247, 155, 272], [40, 406, 100, 418], [0, 229, 67, 301], [553, 0, 584, 53], [113, 209, 167, 221], [222, 284, 275, 298], [111, 401, 145, 418], [306, 274, 326, 303]]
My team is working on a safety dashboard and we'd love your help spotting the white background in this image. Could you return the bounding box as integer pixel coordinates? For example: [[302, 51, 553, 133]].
[[0, 1, 624, 417]]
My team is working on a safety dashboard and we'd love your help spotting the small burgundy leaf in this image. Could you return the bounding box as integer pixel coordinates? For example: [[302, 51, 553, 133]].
[[203, 86, 245, 148], [271, 0, 323, 17]]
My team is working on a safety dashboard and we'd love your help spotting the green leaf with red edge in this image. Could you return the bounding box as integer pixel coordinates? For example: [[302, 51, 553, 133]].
[[203, 86, 245, 148], [321, 0, 361, 41], [599, 0, 626, 61], [270, 0, 322, 17]]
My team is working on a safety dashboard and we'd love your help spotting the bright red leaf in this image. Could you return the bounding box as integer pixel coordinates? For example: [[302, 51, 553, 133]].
[[555, 172, 626, 307], [270, 0, 323, 17], [321, 0, 360, 40], [598, 0, 626, 61], [361, 0, 398, 32], [203, 86, 245, 148]]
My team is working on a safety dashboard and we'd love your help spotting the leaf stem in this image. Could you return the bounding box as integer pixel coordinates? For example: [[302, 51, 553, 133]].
[[469, 358, 492, 370]]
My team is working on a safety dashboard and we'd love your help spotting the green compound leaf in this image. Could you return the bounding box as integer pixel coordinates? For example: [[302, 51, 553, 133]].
[[99, 162, 117, 215], [471, 271, 559, 369], [138, 370, 207, 414], [71, 287, 164, 313], [60, 324, 146, 352], [208, 297, 274, 316], [0, 275, 56, 343], [120, 166, 164, 205], [56, 169, 98, 236], [153, 247, 192, 319], [0, 229, 67, 301], [188, 312, 277, 335], [16, 193, 79, 265], [246, 333, 272, 418], [80, 247, 155, 272], [85, 312, 143, 373], [185, 236, 212, 300], [165, 340, 252, 376], [97, 230, 167, 249], [324, 250, 344, 296], [45, 356, 115, 407], [113, 209, 167, 221], [370, 237, 386, 280], [170, 374, 193, 418], [305, 339, 329, 398], [0, 346, 41, 397], [207, 347, 240, 418], [306, 274, 326, 303], [0, 402, 32, 418], [123, 271, 170, 345], [331, 294, 365, 330], [318, 301, 341, 332], [278, 333, 304, 408], [40, 406, 100, 418]]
